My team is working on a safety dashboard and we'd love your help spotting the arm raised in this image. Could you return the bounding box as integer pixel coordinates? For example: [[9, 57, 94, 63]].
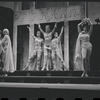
[[87, 18, 93, 36], [77, 21, 84, 33], [50, 22, 57, 35], [27, 26, 36, 39], [58, 26, 64, 40], [38, 24, 45, 36]]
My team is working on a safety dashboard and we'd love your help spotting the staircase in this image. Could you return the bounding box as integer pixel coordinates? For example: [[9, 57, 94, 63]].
[[0, 71, 100, 84]]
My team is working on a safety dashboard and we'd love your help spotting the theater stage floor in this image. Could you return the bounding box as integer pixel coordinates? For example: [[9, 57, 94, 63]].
[[0, 83, 100, 100], [0, 82, 100, 90]]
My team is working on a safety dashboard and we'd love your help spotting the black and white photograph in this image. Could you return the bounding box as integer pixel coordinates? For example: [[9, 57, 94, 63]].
[[0, 1, 100, 100]]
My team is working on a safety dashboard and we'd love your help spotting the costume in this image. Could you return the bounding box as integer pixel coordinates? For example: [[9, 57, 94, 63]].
[[74, 32, 92, 71], [42, 33, 52, 71], [23, 36, 44, 71], [2, 35, 15, 72], [51, 36, 64, 71]]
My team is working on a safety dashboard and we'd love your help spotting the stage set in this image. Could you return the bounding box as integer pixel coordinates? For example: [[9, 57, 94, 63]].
[[0, 2, 100, 100]]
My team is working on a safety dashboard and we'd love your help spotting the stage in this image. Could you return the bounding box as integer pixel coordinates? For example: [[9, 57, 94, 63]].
[[0, 71, 100, 84], [0, 71, 100, 99]]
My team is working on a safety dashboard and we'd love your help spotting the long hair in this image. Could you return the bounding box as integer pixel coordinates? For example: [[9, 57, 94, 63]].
[[81, 22, 90, 32]]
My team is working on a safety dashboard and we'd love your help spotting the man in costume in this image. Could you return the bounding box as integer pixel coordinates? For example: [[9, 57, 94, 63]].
[[38, 23, 57, 71]]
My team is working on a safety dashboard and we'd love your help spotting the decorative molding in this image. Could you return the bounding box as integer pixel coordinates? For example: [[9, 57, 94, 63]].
[[14, 6, 84, 25]]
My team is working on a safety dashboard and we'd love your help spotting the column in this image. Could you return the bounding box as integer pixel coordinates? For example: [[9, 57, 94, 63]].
[[64, 20, 69, 71], [13, 25, 17, 70]]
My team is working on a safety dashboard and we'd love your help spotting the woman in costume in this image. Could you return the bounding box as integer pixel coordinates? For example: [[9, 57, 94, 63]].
[[51, 26, 66, 71], [74, 18, 93, 77], [1, 28, 15, 75], [23, 26, 44, 71], [38, 23, 57, 71]]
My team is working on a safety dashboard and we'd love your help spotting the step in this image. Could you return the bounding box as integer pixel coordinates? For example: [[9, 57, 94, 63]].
[[7, 71, 100, 77], [0, 76, 100, 84], [8, 71, 83, 76]]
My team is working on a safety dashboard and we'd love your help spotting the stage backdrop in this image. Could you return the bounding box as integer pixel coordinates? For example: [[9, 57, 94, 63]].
[[13, 5, 85, 70]]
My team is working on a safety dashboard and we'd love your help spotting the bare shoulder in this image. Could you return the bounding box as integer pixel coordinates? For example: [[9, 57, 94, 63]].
[[5, 34, 9, 37], [4, 35, 9, 39], [79, 32, 83, 35]]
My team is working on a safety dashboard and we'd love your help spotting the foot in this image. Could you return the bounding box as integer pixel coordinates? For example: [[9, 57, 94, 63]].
[[64, 68, 68, 71], [85, 73, 88, 77], [41, 67, 45, 71], [36, 69, 39, 71], [81, 72, 85, 77], [41, 68, 44, 71], [46, 67, 49, 71], [4, 74, 8, 76]]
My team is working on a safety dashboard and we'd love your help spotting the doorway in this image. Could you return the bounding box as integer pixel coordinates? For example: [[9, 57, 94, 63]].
[[17, 25, 29, 70], [0, 6, 13, 45], [69, 20, 81, 70], [90, 24, 100, 71]]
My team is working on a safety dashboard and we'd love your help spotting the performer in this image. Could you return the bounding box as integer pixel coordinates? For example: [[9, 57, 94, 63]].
[[51, 26, 65, 71], [74, 18, 93, 77], [1, 28, 15, 75], [38, 23, 57, 71], [23, 26, 44, 71], [0, 30, 4, 71]]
